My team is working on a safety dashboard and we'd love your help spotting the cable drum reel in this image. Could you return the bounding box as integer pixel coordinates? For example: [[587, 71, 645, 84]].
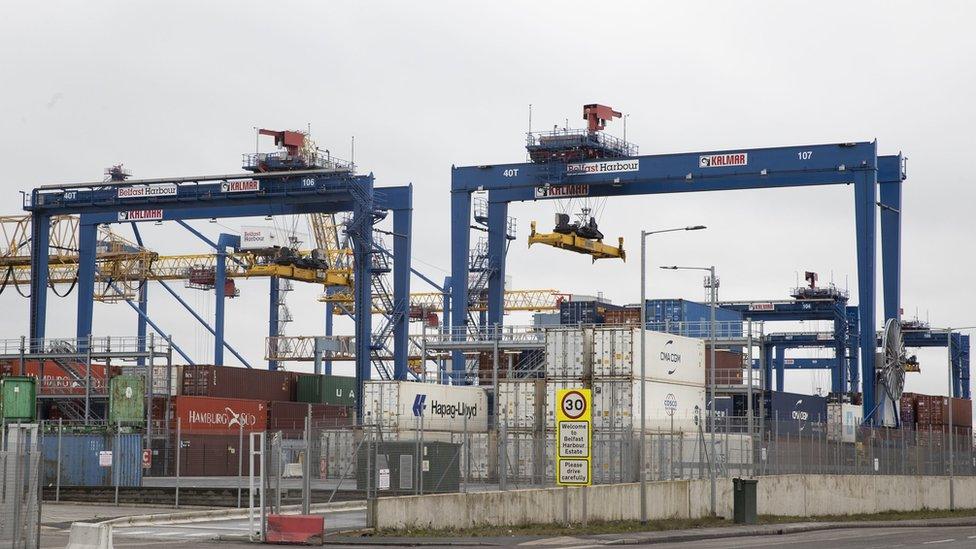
[[875, 318, 907, 427]]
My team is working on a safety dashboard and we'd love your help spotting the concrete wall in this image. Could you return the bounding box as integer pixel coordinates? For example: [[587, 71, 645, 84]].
[[371, 475, 976, 530]]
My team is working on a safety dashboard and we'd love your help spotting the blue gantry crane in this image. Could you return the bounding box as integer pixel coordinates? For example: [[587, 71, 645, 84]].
[[24, 131, 415, 411], [448, 104, 907, 423]]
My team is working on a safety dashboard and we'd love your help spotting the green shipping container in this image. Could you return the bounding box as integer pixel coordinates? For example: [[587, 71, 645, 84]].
[[1, 376, 37, 421], [297, 375, 356, 407], [108, 375, 145, 425]]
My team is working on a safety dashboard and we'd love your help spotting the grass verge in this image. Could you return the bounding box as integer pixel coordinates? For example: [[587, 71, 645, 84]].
[[359, 508, 976, 538]]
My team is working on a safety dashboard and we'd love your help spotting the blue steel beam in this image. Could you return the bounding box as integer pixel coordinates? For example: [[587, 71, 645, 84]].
[[213, 233, 240, 366], [27, 214, 50, 348], [75, 220, 98, 345], [155, 278, 253, 368], [118, 292, 194, 364], [269, 276, 280, 371], [391, 192, 412, 380], [130, 223, 148, 367], [751, 357, 838, 370], [879, 154, 905, 323]]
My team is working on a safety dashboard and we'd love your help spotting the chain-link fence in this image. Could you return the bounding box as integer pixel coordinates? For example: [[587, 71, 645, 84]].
[[1, 424, 41, 549], [30, 412, 976, 531]]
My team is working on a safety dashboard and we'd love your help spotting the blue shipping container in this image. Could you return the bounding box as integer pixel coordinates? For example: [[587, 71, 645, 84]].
[[645, 299, 742, 338], [711, 396, 734, 419], [559, 301, 622, 325], [765, 391, 827, 436], [42, 433, 143, 487]]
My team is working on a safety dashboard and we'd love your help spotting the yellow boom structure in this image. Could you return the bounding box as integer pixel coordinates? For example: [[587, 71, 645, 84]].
[[528, 221, 625, 261]]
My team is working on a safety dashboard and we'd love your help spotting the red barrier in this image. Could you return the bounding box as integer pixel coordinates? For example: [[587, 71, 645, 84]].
[[266, 514, 325, 545]]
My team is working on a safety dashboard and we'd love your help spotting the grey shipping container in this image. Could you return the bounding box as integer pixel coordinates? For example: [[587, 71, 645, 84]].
[[42, 433, 142, 487]]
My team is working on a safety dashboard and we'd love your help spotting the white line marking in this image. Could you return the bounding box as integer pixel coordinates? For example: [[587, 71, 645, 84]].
[[923, 540, 954, 545]]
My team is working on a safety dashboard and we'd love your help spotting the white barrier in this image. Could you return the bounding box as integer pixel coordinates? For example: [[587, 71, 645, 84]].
[[66, 522, 113, 549], [283, 463, 304, 478]]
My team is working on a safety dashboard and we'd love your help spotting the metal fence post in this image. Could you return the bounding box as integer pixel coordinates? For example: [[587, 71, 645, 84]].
[[114, 420, 121, 506], [238, 420, 244, 508], [303, 406, 311, 515], [175, 417, 181, 509], [56, 419, 62, 502]]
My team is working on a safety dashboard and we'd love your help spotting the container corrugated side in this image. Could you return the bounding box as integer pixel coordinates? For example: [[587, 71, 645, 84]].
[[637, 330, 705, 386], [595, 379, 705, 433], [497, 380, 545, 431], [296, 374, 356, 407], [109, 375, 145, 425], [765, 391, 827, 435], [362, 381, 488, 432], [267, 401, 352, 430], [1, 376, 37, 421], [177, 433, 244, 476], [591, 327, 634, 377], [41, 433, 142, 486], [545, 329, 589, 379], [171, 395, 267, 433], [181, 365, 294, 402]]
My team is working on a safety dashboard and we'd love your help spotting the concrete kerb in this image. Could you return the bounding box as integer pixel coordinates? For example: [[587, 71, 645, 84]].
[[600, 517, 976, 546], [98, 500, 366, 527], [319, 516, 976, 546], [66, 522, 114, 549]]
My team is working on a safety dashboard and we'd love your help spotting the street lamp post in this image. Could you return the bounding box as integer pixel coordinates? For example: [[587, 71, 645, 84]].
[[639, 225, 705, 524], [661, 264, 718, 517]]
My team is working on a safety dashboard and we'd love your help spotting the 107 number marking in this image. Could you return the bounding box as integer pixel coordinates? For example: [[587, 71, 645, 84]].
[[797, 151, 813, 160]]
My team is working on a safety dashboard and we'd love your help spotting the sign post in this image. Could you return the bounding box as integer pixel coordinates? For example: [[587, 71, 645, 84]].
[[556, 389, 592, 486]]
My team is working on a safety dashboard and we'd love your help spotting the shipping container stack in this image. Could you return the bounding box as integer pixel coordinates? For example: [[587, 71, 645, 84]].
[[543, 326, 709, 482], [496, 378, 547, 482]]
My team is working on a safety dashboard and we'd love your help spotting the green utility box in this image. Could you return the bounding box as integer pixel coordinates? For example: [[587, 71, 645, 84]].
[[108, 375, 146, 425], [357, 440, 461, 494], [0, 376, 37, 421], [732, 477, 758, 524], [297, 374, 356, 407]]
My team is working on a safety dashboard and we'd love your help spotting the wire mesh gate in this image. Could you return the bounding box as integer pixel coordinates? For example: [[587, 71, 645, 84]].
[[0, 423, 41, 549]]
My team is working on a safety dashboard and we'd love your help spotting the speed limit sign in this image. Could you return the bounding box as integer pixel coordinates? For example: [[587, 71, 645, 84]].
[[555, 388, 592, 486]]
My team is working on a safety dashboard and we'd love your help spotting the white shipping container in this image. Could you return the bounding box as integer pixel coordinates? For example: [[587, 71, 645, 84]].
[[497, 380, 545, 431], [362, 381, 489, 432], [827, 403, 862, 443], [638, 330, 705, 387], [545, 327, 705, 385], [240, 225, 280, 250], [592, 379, 705, 433], [591, 327, 635, 377], [545, 329, 588, 379], [152, 365, 181, 395]]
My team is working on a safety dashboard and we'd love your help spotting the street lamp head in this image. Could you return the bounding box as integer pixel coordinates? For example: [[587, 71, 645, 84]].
[[660, 265, 678, 270], [686, 225, 707, 231]]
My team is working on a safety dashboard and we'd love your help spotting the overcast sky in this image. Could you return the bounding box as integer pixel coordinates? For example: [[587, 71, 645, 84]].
[[1, 2, 973, 403]]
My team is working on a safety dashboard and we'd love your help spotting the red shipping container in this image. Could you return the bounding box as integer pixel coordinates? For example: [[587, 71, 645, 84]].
[[176, 434, 246, 476], [181, 365, 295, 402], [267, 401, 352, 430], [1, 360, 115, 396], [705, 349, 744, 370], [171, 395, 267, 434]]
